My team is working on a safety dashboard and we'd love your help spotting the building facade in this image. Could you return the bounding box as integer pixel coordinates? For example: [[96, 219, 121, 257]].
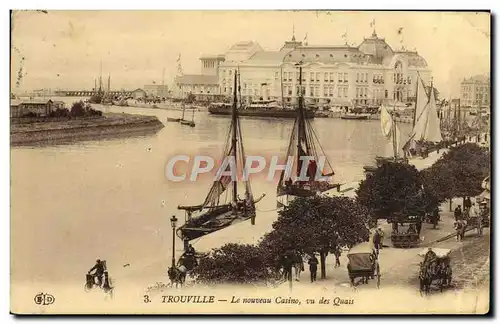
[[175, 31, 432, 106], [460, 74, 490, 108], [143, 85, 169, 98], [10, 99, 55, 117]]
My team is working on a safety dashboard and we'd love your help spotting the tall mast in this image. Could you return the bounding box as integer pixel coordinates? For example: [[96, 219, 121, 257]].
[[413, 74, 419, 127], [297, 65, 304, 170], [231, 70, 238, 207], [181, 103, 186, 119]]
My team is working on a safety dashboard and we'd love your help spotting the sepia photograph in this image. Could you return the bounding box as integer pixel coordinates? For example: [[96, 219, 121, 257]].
[[9, 9, 491, 315]]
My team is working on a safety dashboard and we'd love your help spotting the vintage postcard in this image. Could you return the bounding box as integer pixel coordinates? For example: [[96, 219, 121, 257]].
[[10, 10, 491, 315]]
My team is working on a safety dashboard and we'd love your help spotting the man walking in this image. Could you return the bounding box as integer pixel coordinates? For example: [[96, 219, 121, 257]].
[[308, 254, 319, 283], [454, 205, 462, 221], [373, 228, 382, 255]]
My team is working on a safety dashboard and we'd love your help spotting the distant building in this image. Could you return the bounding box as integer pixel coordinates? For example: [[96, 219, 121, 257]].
[[131, 88, 147, 99], [10, 99, 54, 117], [460, 74, 490, 108], [176, 30, 432, 106], [174, 75, 220, 101], [144, 85, 169, 98], [10, 99, 23, 118]]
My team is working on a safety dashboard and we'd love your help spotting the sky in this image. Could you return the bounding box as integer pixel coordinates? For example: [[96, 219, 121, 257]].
[[10, 10, 490, 98]]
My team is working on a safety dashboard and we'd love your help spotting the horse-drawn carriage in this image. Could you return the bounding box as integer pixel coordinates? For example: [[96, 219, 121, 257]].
[[347, 242, 380, 288], [389, 215, 421, 248], [418, 248, 452, 294]]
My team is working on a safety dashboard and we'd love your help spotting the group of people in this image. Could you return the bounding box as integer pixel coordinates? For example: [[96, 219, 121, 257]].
[[279, 247, 343, 284], [453, 197, 487, 241]]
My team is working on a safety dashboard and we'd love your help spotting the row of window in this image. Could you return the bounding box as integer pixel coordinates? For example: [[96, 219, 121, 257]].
[[281, 71, 350, 83], [393, 74, 411, 85], [203, 61, 216, 69], [462, 86, 490, 93], [356, 73, 369, 83]]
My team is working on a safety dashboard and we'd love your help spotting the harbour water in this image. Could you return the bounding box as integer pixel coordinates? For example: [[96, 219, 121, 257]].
[[11, 99, 413, 288]]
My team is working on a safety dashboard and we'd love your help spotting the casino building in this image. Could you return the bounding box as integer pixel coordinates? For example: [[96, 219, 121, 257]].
[[175, 30, 432, 108]]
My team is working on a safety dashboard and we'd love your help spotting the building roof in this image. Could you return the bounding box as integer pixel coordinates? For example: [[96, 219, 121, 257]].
[[247, 51, 287, 62], [462, 74, 490, 84], [132, 88, 146, 93], [228, 41, 260, 51], [175, 74, 219, 85], [283, 46, 369, 65], [199, 54, 226, 60], [10, 99, 22, 106], [16, 99, 53, 105], [394, 51, 428, 67], [357, 32, 394, 64]]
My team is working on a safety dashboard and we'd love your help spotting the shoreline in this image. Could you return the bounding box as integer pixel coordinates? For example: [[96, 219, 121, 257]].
[[10, 113, 165, 146]]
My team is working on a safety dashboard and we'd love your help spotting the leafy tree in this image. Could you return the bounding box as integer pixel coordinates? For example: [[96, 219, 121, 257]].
[[356, 162, 436, 220], [191, 243, 275, 285], [421, 160, 456, 211], [259, 196, 370, 279], [70, 101, 86, 117], [438, 143, 490, 201]]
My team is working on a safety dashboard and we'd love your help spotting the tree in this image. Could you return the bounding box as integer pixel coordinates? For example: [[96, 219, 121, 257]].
[[356, 162, 436, 220], [70, 101, 85, 117], [191, 243, 275, 285], [438, 143, 490, 201], [421, 159, 456, 211], [259, 196, 370, 279]]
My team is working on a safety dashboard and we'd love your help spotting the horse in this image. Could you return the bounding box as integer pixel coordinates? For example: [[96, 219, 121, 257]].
[[167, 266, 187, 288], [419, 260, 451, 295]]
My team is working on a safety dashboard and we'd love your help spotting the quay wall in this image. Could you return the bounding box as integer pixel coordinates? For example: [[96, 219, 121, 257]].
[[10, 113, 164, 146]]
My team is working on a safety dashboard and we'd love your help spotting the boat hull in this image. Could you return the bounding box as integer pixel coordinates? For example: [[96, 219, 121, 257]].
[[340, 114, 370, 120], [180, 120, 195, 127], [167, 118, 181, 122], [208, 107, 315, 119], [276, 183, 340, 208], [177, 208, 256, 241]]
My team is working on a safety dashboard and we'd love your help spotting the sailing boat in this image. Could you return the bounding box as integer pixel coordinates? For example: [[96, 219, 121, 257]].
[[176, 70, 265, 243], [276, 63, 339, 208], [180, 106, 196, 127], [402, 75, 443, 157], [167, 104, 184, 122]]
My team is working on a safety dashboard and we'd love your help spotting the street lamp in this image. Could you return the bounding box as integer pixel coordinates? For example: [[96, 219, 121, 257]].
[[170, 215, 178, 267]]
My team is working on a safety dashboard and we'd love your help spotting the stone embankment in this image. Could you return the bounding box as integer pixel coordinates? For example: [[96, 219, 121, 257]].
[[10, 113, 164, 146]]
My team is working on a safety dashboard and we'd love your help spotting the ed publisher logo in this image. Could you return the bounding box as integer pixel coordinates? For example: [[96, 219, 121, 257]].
[[34, 293, 55, 305]]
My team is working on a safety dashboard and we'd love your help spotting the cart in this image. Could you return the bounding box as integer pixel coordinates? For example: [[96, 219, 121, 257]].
[[418, 248, 452, 294], [347, 242, 380, 288], [389, 215, 422, 248]]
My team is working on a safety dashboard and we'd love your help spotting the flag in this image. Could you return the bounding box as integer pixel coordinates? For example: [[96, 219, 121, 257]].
[[303, 32, 308, 42], [152, 81, 156, 84], [370, 19, 375, 27], [397, 27, 404, 35], [177, 54, 181, 62], [342, 32, 347, 38]]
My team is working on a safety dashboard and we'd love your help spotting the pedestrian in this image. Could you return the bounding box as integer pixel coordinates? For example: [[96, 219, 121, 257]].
[[432, 207, 439, 229], [334, 246, 341, 268], [373, 229, 381, 255], [464, 197, 472, 213], [454, 205, 462, 221], [308, 254, 319, 283], [416, 219, 422, 236]]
